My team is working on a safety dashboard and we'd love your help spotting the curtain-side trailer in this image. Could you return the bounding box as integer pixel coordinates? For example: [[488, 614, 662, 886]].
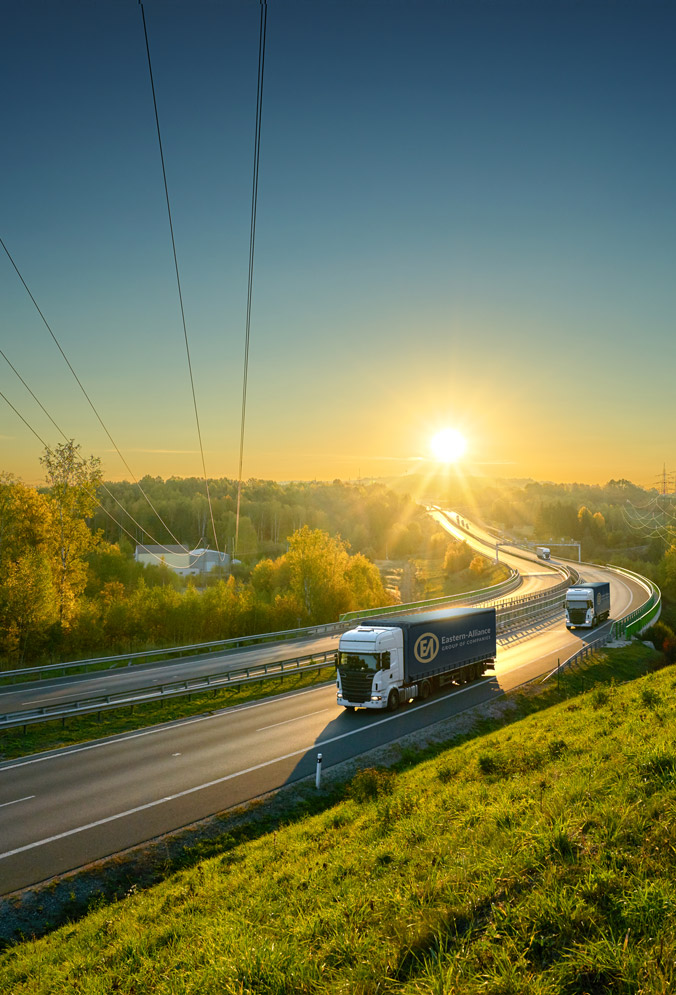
[[336, 605, 496, 711]]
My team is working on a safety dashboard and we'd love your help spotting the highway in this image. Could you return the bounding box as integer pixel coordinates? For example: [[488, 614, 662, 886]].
[[0, 519, 559, 718], [0, 513, 650, 894], [0, 632, 342, 717]]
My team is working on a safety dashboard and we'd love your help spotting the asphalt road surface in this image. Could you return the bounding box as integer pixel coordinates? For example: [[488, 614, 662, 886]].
[[0, 514, 649, 894]]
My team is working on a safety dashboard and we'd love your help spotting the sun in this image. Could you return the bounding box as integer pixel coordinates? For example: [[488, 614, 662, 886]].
[[430, 428, 467, 463]]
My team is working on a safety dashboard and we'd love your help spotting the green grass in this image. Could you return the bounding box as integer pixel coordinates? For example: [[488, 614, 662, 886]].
[[3, 642, 676, 992], [0, 664, 336, 762]]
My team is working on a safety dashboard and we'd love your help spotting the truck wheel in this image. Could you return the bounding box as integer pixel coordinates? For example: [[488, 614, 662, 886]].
[[420, 680, 431, 700], [387, 690, 399, 712]]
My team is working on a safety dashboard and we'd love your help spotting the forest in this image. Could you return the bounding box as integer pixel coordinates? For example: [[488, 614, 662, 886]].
[[2, 443, 675, 668]]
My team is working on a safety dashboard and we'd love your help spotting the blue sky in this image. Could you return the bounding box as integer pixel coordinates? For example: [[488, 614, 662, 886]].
[[2, 1, 675, 487]]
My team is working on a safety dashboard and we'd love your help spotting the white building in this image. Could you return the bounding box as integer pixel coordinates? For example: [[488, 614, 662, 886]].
[[134, 545, 231, 577]]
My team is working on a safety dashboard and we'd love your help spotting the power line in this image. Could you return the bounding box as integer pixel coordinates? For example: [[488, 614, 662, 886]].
[[0, 352, 204, 563], [138, 0, 221, 557], [0, 389, 173, 558], [0, 235, 186, 548], [236, 0, 268, 555]]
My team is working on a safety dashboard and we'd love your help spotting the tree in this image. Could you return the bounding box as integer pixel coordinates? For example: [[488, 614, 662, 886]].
[[284, 527, 353, 623], [40, 441, 102, 628], [0, 550, 57, 662], [0, 475, 57, 661]]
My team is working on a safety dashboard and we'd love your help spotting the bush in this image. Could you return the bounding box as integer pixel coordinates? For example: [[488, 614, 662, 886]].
[[643, 620, 674, 653], [348, 767, 395, 802]]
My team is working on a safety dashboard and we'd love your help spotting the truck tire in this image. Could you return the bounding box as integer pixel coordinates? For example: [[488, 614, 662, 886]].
[[420, 680, 431, 700], [387, 690, 399, 712]]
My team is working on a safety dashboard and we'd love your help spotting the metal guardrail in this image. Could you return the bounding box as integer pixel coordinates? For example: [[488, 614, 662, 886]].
[[0, 580, 577, 732], [0, 651, 336, 732], [608, 568, 661, 639], [339, 568, 522, 622], [535, 564, 662, 687], [0, 621, 350, 686], [1, 519, 636, 731]]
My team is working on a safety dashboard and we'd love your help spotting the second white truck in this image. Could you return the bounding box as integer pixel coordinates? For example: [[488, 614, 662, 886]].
[[565, 581, 611, 629]]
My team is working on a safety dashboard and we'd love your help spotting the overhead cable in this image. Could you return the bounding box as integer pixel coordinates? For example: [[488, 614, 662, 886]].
[[236, 0, 267, 555], [138, 0, 221, 557], [0, 235, 187, 549], [0, 352, 199, 562], [0, 389, 177, 558]]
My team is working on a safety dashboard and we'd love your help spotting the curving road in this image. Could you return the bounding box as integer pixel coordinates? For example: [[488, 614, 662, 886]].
[[0, 513, 650, 895]]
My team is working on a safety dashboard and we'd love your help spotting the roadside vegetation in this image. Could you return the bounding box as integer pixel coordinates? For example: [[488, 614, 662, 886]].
[[1, 452, 506, 671], [2, 640, 675, 992]]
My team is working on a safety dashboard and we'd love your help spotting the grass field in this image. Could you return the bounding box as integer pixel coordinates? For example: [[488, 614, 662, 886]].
[[2, 641, 675, 993]]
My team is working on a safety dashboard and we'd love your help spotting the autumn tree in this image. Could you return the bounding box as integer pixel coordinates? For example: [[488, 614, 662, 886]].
[[40, 441, 102, 628], [0, 474, 57, 661]]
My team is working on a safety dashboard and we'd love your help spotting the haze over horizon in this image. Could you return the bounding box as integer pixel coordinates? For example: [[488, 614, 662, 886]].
[[3, 1, 675, 491]]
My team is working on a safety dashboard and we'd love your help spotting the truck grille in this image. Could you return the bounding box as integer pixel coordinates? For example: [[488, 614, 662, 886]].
[[338, 668, 373, 703], [568, 609, 588, 624]]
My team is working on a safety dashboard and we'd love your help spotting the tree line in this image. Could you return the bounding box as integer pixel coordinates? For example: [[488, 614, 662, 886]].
[[1, 446, 445, 667]]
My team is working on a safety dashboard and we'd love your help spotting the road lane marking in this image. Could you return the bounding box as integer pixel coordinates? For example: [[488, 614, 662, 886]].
[[0, 684, 335, 772], [0, 796, 35, 809], [257, 708, 328, 732], [0, 683, 485, 862]]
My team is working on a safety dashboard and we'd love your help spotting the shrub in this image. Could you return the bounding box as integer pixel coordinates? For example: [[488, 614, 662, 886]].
[[642, 620, 674, 653], [348, 767, 395, 802]]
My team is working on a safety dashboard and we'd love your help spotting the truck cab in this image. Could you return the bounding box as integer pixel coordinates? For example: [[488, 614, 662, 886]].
[[565, 582, 611, 629], [336, 625, 403, 711]]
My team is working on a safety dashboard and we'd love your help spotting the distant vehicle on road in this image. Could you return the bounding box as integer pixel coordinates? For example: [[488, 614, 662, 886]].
[[536, 546, 551, 560], [565, 582, 611, 629], [336, 605, 496, 711]]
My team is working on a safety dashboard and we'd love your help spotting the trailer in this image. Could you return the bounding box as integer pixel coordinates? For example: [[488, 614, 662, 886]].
[[336, 605, 496, 711]]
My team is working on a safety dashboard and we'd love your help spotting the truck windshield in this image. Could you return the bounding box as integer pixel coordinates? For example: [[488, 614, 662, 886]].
[[338, 652, 384, 673], [567, 599, 592, 610]]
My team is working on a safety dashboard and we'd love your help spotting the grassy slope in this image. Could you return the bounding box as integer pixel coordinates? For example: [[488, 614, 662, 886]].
[[3, 644, 676, 993]]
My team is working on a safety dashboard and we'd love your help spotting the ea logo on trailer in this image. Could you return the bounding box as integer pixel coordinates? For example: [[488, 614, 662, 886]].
[[414, 632, 439, 664]]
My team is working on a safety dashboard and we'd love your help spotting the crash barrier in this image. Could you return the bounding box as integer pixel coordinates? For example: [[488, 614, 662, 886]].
[[0, 620, 350, 686], [0, 651, 336, 732], [0, 508, 573, 686], [0, 572, 581, 730], [606, 567, 661, 640], [0, 565, 658, 731], [537, 566, 661, 689], [339, 568, 521, 623]]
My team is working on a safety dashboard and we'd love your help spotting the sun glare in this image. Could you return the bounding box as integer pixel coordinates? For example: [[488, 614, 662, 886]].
[[430, 428, 467, 463]]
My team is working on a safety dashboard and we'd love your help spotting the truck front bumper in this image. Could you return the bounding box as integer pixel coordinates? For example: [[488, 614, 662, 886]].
[[337, 693, 386, 710]]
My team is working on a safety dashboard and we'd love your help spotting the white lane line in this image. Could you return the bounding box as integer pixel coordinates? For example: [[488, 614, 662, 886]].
[[0, 683, 483, 861], [0, 684, 334, 772], [257, 708, 328, 732], [0, 796, 35, 809]]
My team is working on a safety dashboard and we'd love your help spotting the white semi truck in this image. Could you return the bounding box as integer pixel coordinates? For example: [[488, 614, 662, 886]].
[[336, 605, 496, 711], [565, 581, 611, 629]]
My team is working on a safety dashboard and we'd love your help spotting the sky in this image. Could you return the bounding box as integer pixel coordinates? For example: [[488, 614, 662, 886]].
[[2, 0, 675, 490]]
